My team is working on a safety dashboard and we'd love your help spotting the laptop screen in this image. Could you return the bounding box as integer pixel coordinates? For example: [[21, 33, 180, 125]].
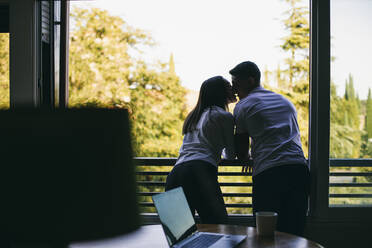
[[152, 187, 197, 246]]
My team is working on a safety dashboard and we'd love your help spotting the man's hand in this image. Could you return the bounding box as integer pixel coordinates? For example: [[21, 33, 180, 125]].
[[241, 155, 252, 174], [235, 132, 251, 174]]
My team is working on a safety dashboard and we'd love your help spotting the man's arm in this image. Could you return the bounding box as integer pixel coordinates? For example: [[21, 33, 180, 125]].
[[222, 114, 236, 159], [235, 133, 251, 173]]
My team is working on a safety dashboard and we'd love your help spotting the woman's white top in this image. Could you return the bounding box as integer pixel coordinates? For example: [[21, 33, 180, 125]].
[[175, 106, 236, 167]]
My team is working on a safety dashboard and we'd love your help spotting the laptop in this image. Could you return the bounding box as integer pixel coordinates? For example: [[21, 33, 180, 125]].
[[152, 187, 246, 248]]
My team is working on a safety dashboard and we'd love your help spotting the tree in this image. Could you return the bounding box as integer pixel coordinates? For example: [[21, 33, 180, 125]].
[[338, 74, 362, 157], [69, 8, 187, 157], [262, 65, 270, 87], [276, 63, 285, 89], [330, 83, 361, 158], [278, 0, 310, 157], [128, 60, 187, 157], [69, 7, 153, 108], [280, 0, 309, 90], [0, 33, 9, 109], [169, 53, 175, 75], [367, 89, 372, 139], [344, 74, 356, 101], [365, 88, 372, 157]]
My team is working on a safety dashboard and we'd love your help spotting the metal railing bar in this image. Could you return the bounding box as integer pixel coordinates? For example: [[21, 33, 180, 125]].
[[138, 192, 159, 196], [330, 165, 372, 168], [134, 158, 372, 167], [330, 172, 372, 176], [329, 194, 372, 198], [137, 182, 165, 186], [139, 192, 372, 198], [330, 159, 372, 167], [139, 203, 252, 208], [225, 204, 252, 208], [134, 157, 252, 167], [330, 204, 372, 207], [136, 171, 252, 176], [218, 172, 252, 176], [137, 181, 253, 187], [139, 202, 155, 207], [219, 182, 252, 187], [136, 171, 169, 176], [137, 171, 372, 177], [220, 160, 251, 166], [138, 192, 253, 197], [329, 183, 372, 187]]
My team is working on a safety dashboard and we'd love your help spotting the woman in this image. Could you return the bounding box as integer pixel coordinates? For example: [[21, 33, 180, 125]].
[[165, 76, 237, 224]]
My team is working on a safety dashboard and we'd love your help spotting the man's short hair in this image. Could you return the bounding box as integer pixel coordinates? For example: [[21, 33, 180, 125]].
[[229, 61, 261, 83]]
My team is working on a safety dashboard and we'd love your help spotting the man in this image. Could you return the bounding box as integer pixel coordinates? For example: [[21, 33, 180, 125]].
[[230, 61, 310, 236]]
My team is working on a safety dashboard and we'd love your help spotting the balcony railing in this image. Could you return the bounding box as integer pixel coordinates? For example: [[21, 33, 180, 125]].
[[329, 159, 372, 206], [135, 158, 372, 214]]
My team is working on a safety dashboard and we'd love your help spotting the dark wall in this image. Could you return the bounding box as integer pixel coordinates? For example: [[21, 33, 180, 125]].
[[304, 219, 372, 248], [0, 5, 9, 33]]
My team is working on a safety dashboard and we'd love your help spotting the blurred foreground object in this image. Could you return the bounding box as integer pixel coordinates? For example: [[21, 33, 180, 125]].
[[0, 108, 139, 247]]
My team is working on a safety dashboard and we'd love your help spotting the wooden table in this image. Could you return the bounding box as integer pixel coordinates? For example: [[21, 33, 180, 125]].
[[70, 224, 323, 248], [199, 224, 323, 248]]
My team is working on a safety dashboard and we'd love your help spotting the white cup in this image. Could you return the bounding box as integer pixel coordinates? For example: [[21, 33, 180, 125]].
[[255, 211, 278, 237]]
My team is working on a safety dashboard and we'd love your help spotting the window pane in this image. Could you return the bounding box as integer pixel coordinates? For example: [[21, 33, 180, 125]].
[[69, 0, 309, 215], [330, 0, 372, 206], [54, 1, 60, 107], [0, 33, 9, 109]]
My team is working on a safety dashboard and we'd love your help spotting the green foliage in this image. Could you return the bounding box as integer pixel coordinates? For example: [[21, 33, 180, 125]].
[[280, 0, 310, 88], [273, 0, 367, 161], [0, 33, 9, 109], [128, 61, 187, 157], [360, 130, 370, 158], [329, 77, 362, 158], [367, 89, 372, 139], [68, 8, 187, 157], [69, 7, 151, 107], [344, 74, 356, 101], [275, 0, 310, 157], [0, 3, 369, 212]]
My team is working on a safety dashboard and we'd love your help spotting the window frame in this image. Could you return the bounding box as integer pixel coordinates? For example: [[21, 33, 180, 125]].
[[6, 0, 372, 221], [309, 0, 372, 221]]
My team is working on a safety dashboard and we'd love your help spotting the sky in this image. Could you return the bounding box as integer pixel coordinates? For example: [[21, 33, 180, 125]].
[[331, 0, 372, 100], [71, 0, 372, 100]]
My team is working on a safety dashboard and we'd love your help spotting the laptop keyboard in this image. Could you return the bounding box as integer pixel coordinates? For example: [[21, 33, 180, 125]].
[[181, 234, 223, 248]]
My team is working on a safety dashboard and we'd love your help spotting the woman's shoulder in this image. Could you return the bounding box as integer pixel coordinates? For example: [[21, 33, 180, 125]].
[[209, 106, 233, 121]]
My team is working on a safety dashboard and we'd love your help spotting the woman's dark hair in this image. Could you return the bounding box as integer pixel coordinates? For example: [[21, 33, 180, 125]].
[[182, 76, 229, 135]]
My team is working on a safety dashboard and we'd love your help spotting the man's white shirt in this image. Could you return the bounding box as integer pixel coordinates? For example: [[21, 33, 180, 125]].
[[234, 86, 307, 176]]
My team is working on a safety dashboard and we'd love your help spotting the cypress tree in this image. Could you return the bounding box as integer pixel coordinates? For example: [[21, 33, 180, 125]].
[[279, 0, 310, 156], [169, 53, 175, 75], [348, 74, 355, 101], [344, 80, 349, 100], [367, 88, 372, 139], [281, 0, 309, 88]]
